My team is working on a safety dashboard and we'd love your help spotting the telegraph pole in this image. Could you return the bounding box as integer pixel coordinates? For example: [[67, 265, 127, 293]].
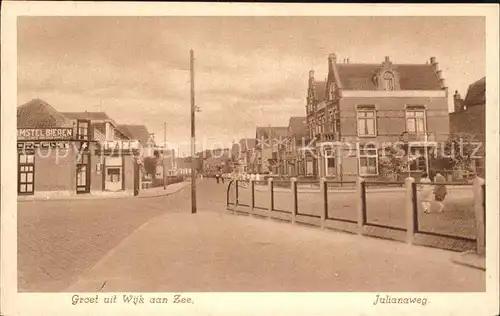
[[163, 122, 167, 190], [190, 49, 197, 214]]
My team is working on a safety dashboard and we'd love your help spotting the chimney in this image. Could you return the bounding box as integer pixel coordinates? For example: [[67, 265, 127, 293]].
[[453, 90, 464, 112], [384, 56, 390, 63], [347, 58, 350, 64], [439, 78, 445, 88], [430, 57, 436, 64], [309, 69, 314, 79], [328, 53, 337, 72]]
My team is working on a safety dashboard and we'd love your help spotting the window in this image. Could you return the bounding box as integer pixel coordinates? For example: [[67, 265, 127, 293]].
[[357, 108, 377, 136], [358, 144, 378, 175], [76, 120, 90, 140], [383, 72, 394, 91], [325, 148, 336, 176], [408, 147, 427, 172], [18, 152, 35, 194], [107, 167, 121, 182], [406, 108, 426, 134]]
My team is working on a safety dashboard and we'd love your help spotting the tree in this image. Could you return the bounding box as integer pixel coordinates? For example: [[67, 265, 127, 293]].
[[378, 144, 407, 181], [435, 132, 482, 172]]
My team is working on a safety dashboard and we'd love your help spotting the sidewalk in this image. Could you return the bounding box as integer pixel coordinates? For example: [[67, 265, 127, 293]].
[[67, 210, 485, 292], [17, 181, 190, 202]]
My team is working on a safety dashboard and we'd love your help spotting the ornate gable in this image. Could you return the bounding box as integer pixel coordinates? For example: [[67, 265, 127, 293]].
[[373, 56, 401, 91]]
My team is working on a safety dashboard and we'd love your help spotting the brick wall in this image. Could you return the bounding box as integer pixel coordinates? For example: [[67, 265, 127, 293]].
[[449, 104, 485, 147], [339, 96, 450, 143]]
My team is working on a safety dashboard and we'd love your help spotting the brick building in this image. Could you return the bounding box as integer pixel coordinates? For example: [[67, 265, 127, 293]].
[[449, 77, 486, 177], [255, 126, 289, 174], [306, 54, 450, 181], [282, 116, 311, 177], [17, 99, 143, 198]]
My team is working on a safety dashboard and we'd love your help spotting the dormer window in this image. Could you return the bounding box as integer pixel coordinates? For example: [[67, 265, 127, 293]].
[[383, 72, 395, 91]]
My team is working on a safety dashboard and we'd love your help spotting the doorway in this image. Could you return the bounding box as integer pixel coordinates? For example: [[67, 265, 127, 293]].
[[76, 152, 90, 194]]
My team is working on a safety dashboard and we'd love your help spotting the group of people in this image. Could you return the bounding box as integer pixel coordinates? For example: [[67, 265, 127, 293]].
[[419, 172, 448, 213]]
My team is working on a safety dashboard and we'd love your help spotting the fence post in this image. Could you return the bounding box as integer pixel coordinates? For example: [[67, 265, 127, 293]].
[[473, 177, 485, 256], [235, 179, 239, 206], [320, 177, 327, 229], [356, 177, 366, 234], [405, 177, 416, 244], [268, 177, 274, 219], [291, 177, 297, 224]]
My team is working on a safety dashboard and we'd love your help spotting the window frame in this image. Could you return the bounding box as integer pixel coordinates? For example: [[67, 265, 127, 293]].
[[405, 107, 427, 134], [358, 144, 379, 176], [18, 151, 35, 195], [356, 106, 377, 137], [383, 72, 395, 91], [76, 119, 91, 140]]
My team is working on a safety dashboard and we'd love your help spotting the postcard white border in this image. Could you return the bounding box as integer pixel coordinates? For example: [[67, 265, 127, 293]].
[[1, 2, 499, 316]]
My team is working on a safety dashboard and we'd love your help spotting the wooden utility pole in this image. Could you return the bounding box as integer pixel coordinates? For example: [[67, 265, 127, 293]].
[[163, 122, 167, 190], [190, 49, 197, 214]]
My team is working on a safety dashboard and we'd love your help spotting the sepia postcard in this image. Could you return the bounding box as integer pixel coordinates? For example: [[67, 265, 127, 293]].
[[1, 2, 499, 316]]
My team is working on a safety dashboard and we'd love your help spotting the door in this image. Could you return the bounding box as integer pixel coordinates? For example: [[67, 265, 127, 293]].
[[76, 164, 90, 193], [76, 143, 91, 194], [18, 152, 35, 195]]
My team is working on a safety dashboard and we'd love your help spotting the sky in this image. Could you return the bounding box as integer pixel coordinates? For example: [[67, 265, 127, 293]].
[[18, 16, 485, 156]]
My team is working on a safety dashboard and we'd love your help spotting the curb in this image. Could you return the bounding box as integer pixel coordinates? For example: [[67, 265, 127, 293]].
[[17, 183, 191, 202], [136, 183, 190, 199], [450, 250, 486, 271]]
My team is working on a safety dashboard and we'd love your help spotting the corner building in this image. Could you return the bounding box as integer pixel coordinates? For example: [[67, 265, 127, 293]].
[[306, 54, 450, 181], [17, 99, 142, 198]]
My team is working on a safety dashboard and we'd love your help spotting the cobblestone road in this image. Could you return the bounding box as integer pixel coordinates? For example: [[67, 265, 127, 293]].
[[18, 179, 226, 292]]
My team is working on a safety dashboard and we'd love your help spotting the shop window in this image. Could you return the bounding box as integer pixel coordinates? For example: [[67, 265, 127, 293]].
[[406, 108, 426, 134], [357, 108, 377, 137], [107, 167, 121, 182], [18, 152, 35, 194], [358, 144, 378, 176]]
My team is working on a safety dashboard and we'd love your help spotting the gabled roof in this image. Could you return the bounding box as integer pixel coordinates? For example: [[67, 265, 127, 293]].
[[17, 99, 73, 129], [314, 81, 327, 100], [232, 138, 257, 153], [117, 124, 149, 145], [61, 111, 113, 122], [288, 116, 308, 137], [464, 77, 485, 107], [335, 63, 442, 90], [255, 126, 289, 139]]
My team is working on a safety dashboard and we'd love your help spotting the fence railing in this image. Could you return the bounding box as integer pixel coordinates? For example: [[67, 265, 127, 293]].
[[226, 176, 486, 253]]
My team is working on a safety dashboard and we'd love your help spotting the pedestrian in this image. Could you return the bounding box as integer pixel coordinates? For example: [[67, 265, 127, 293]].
[[256, 172, 261, 182], [433, 172, 447, 213], [215, 173, 220, 184], [419, 172, 433, 213], [221, 173, 225, 184]]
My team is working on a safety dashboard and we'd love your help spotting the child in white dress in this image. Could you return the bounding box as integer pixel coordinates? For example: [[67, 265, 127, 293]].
[[419, 172, 433, 213]]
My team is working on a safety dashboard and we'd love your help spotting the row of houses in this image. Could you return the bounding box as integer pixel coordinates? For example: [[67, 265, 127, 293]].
[[16, 99, 178, 197], [231, 54, 485, 181]]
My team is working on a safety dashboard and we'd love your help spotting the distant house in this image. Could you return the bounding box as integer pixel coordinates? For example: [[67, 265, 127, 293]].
[[255, 126, 289, 174], [450, 77, 486, 177], [282, 116, 310, 177], [232, 138, 257, 174]]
